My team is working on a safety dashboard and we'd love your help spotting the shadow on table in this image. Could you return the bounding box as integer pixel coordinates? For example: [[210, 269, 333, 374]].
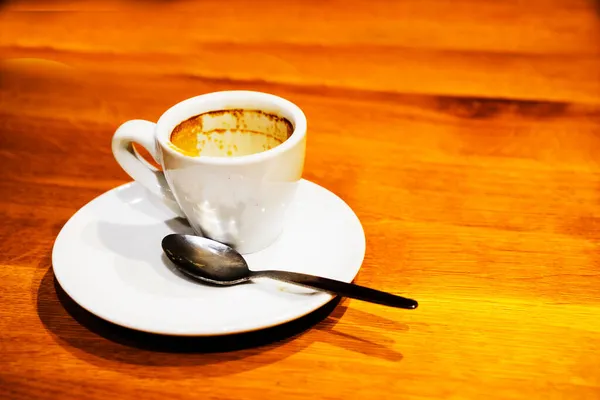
[[37, 263, 405, 378]]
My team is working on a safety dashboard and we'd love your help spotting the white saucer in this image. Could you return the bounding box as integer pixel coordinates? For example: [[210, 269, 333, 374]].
[[52, 179, 365, 336]]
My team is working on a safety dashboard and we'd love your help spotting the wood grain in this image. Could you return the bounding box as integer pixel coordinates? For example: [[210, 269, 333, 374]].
[[1, 1, 600, 399]]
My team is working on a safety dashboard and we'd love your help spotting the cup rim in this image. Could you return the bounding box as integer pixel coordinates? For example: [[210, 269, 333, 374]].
[[155, 90, 307, 165]]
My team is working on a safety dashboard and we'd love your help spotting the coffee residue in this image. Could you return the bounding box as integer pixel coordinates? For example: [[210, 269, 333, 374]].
[[169, 109, 293, 157], [169, 113, 204, 156]]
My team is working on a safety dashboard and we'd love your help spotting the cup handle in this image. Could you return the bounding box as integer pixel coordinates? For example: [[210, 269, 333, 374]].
[[112, 119, 185, 217]]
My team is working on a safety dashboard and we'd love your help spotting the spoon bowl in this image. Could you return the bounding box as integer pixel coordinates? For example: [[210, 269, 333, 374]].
[[162, 234, 250, 285]]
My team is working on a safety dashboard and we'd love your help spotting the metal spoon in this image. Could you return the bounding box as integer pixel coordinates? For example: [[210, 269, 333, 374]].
[[162, 234, 418, 310]]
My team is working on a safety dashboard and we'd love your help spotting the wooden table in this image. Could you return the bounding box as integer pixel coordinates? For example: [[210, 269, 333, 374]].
[[1, 1, 599, 399]]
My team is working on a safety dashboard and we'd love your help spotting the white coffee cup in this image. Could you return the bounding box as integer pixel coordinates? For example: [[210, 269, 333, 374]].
[[112, 91, 307, 254]]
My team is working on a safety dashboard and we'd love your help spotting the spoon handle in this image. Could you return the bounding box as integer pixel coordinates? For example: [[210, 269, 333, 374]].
[[251, 270, 418, 309]]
